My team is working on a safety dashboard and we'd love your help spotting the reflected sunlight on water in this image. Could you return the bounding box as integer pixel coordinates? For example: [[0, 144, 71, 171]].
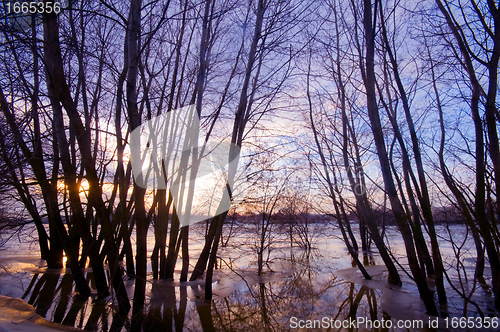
[[0, 223, 498, 331]]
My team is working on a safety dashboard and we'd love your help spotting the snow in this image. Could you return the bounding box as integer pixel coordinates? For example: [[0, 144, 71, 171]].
[[0, 295, 79, 332]]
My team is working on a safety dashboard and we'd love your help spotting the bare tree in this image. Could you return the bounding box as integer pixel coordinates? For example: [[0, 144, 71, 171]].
[[435, 0, 500, 309], [360, 0, 438, 315]]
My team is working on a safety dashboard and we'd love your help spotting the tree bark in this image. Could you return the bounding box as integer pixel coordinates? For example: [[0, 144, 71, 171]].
[[42, 6, 130, 314], [436, 0, 500, 310], [379, 3, 445, 303], [363, 0, 438, 316]]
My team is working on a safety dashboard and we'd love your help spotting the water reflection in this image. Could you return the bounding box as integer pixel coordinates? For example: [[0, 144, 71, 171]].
[[2, 225, 499, 331], [8, 250, 400, 331], [207, 251, 393, 332]]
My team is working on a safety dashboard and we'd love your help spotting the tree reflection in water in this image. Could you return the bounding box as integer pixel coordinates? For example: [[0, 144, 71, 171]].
[[16, 250, 396, 331], [209, 251, 390, 332]]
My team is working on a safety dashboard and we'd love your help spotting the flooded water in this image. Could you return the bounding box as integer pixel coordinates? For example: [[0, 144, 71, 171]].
[[0, 222, 498, 331]]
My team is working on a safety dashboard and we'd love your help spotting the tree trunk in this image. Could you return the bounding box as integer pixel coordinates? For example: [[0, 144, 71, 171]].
[[42, 7, 130, 314], [125, 0, 148, 312], [0, 86, 64, 269], [193, 0, 266, 287], [307, 52, 371, 280], [180, 226, 189, 282], [50, 94, 110, 299], [483, 0, 500, 309], [379, 3, 445, 302], [436, 0, 500, 310], [363, 0, 438, 316]]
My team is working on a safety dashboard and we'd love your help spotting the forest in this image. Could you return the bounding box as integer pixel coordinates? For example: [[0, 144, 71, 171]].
[[0, 0, 499, 330]]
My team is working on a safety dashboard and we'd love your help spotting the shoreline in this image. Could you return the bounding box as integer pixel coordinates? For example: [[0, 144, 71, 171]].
[[0, 295, 80, 332]]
